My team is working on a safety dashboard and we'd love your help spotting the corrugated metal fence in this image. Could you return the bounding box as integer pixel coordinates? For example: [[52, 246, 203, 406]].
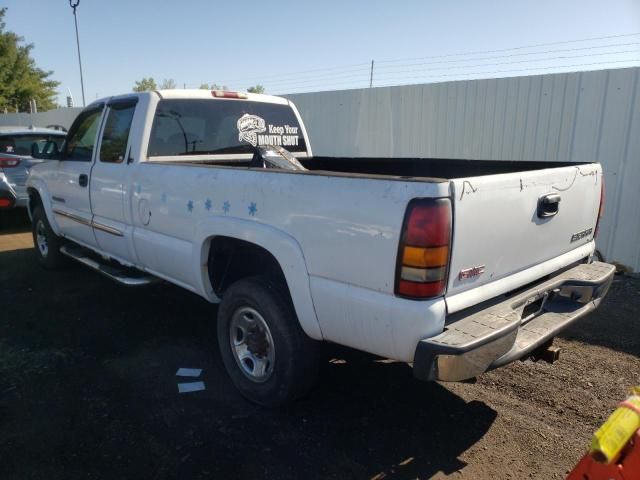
[[0, 108, 82, 130], [286, 67, 640, 272]]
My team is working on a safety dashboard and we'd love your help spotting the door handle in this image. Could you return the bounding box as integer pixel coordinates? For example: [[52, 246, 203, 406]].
[[537, 193, 561, 218], [79, 174, 88, 187]]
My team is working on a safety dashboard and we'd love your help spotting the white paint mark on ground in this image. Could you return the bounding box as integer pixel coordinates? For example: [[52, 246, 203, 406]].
[[178, 381, 206, 393]]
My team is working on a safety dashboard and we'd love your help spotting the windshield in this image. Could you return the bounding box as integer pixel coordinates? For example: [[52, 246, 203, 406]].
[[0, 133, 66, 157], [148, 99, 307, 156]]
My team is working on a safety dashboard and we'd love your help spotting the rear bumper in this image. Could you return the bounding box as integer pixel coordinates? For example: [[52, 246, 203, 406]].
[[413, 261, 615, 382]]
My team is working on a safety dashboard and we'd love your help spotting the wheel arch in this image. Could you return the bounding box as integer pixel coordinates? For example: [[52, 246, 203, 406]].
[[27, 182, 60, 235], [192, 218, 323, 341]]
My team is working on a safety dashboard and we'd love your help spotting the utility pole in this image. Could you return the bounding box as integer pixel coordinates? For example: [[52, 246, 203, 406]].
[[369, 60, 374, 88], [69, 0, 86, 107]]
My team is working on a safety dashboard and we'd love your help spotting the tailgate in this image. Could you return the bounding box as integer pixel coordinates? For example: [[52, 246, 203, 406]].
[[446, 163, 602, 305]]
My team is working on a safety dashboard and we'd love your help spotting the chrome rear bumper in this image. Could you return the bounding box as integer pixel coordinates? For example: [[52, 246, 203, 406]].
[[413, 261, 615, 382]]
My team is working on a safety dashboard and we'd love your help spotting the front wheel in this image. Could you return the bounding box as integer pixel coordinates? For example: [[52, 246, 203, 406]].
[[217, 275, 320, 407], [32, 206, 67, 269]]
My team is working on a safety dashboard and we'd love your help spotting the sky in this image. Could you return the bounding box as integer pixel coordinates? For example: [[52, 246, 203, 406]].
[[3, 0, 640, 106]]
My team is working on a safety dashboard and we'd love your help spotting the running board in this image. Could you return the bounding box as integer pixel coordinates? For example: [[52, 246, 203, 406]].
[[60, 244, 160, 287]]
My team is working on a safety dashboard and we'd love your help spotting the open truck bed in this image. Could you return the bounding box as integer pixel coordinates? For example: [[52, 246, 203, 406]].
[[301, 156, 584, 180]]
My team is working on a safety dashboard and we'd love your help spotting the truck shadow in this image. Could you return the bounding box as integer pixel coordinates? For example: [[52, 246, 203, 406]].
[[0, 246, 497, 479], [298, 348, 498, 479]]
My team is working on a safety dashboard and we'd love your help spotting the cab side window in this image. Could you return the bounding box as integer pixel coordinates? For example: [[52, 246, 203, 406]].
[[99, 103, 136, 163], [63, 107, 103, 161]]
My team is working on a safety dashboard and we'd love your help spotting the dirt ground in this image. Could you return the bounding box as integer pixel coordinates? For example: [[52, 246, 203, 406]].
[[0, 210, 638, 480]]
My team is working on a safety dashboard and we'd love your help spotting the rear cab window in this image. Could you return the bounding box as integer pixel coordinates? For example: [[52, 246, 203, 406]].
[[147, 99, 307, 157]]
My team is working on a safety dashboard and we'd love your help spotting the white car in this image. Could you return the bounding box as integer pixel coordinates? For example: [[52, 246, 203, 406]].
[[26, 90, 614, 406]]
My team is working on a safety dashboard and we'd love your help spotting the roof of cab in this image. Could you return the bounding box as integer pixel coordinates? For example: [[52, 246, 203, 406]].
[[155, 89, 289, 105], [87, 89, 291, 111]]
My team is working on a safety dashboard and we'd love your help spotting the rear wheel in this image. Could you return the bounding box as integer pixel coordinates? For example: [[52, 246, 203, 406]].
[[32, 206, 66, 269], [217, 275, 320, 407]]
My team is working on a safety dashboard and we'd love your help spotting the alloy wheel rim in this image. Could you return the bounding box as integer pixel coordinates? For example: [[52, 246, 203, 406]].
[[35, 220, 48, 257], [229, 306, 275, 383]]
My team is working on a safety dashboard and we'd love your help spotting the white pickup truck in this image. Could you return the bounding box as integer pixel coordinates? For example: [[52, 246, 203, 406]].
[[27, 89, 614, 406]]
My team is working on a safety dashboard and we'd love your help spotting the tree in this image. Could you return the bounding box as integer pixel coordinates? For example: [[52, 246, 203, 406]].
[[198, 83, 228, 91], [247, 84, 265, 94], [160, 78, 176, 89], [0, 8, 59, 112], [133, 77, 157, 92]]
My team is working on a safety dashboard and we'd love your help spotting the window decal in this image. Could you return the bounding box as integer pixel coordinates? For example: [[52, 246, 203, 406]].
[[237, 113, 301, 149], [237, 114, 266, 147]]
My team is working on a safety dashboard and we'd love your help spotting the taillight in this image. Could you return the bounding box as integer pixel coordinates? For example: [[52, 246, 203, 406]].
[[211, 90, 248, 99], [594, 176, 605, 238], [395, 198, 452, 299], [0, 157, 20, 168]]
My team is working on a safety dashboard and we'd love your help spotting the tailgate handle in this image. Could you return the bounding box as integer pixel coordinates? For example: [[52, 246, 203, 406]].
[[537, 193, 561, 218]]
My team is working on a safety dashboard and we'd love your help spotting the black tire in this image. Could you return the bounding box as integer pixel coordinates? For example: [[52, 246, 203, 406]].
[[32, 206, 67, 269], [217, 275, 320, 407]]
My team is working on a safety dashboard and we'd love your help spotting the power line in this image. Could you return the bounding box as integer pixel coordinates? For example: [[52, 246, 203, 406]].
[[374, 58, 640, 88], [274, 58, 640, 93], [375, 32, 640, 64], [273, 58, 640, 94], [368, 42, 640, 72], [227, 43, 640, 90], [220, 61, 370, 84], [260, 49, 639, 89], [371, 49, 640, 79], [221, 33, 640, 87]]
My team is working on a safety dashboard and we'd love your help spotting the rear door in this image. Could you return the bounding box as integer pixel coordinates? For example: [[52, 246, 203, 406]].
[[90, 97, 138, 263], [446, 163, 601, 302], [49, 105, 104, 248]]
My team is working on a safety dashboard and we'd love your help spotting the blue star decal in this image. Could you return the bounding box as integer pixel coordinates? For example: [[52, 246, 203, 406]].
[[205, 198, 212, 211], [187, 200, 194, 213], [160, 192, 167, 203], [248, 202, 257, 216], [223, 201, 230, 214]]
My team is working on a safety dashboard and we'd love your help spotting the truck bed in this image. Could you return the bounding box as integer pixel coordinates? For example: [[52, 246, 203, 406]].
[[300, 157, 585, 180], [171, 156, 584, 182]]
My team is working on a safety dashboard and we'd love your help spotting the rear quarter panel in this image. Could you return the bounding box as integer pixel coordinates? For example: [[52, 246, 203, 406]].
[[131, 165, 448, 293]]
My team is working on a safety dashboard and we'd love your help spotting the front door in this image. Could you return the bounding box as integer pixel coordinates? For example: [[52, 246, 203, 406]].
[[90, 98, 138, 263], [49, 105, 104, 248]]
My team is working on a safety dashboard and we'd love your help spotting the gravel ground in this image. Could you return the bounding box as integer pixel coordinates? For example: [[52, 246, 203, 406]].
[[0, 210, 638, 479]]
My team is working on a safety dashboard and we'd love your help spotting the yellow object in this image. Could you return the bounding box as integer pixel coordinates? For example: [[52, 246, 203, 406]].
[[402, 246, 449, 267], [590, 386, 640, 463]]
